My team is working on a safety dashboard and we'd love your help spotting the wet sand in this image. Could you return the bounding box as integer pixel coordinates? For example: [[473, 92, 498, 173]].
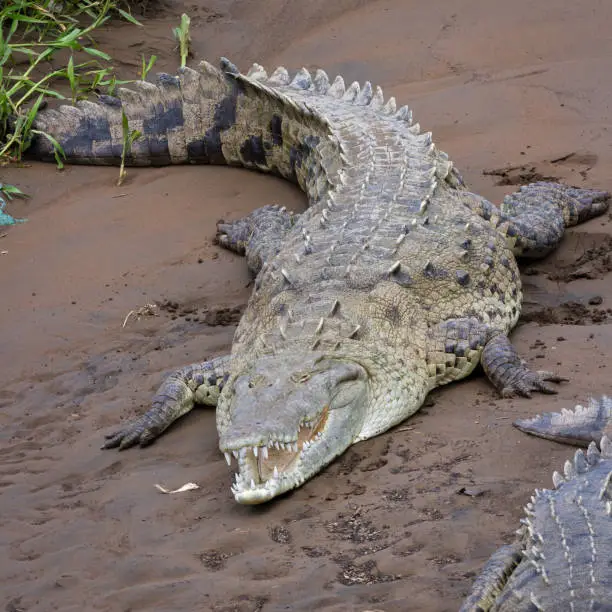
[[1, 1, 611, 610]]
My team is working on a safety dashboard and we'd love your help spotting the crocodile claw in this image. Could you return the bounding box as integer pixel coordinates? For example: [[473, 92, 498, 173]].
[[500, 369, 568, 398], [102, 417, 162, 450]]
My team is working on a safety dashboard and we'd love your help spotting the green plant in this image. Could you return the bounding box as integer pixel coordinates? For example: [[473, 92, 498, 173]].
[[172, 13, 191, 68], [117, 109, 142, 186], [0, 0, 142, 165], [140, 53, 157, 80]]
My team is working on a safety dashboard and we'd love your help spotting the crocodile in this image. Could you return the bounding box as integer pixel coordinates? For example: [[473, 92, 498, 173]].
[[27, 58, 610, 506], [460, 428, 612, 611]]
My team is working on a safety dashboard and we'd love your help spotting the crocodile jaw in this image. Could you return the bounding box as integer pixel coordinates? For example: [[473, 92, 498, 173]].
[[226, 401, 361, 504], [219, 360, 368, 504]]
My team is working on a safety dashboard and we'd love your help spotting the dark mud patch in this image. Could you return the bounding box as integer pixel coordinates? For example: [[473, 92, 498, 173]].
[[482, 164, 559, 186], [326, 506, 389, 544], [334, 557, 400, 586], [200, 549, 230, 571], [520, 300, 611, 325], [159, 299, 244, 326], [546, 236, 612, 282], [268, 525, 292, 544]]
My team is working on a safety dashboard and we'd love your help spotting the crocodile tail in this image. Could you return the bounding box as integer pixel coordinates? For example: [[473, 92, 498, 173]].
[[28, 58, 463, 190], [514, 396, 612, 447]]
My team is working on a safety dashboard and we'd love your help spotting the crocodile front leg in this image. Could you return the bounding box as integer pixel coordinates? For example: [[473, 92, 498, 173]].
[[431, 318, 565, 397], [216, 204, 295, 274], [103, 354, 231, 450], [481, 333, 566, 397]]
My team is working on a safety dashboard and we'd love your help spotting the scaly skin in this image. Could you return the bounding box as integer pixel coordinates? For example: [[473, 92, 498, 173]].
[[514, 395, 612, 446], [28, 58, 610, 504], [460, 430, 612, 611]]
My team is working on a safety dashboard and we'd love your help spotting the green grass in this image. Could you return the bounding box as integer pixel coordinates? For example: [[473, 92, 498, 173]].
[[0, 2, 189, 195], [172, 13, 190, 69], [0, 0, 142, 166]]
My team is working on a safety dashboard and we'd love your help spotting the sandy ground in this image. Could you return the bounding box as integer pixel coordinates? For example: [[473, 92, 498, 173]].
[[1, 1, 611, 610]]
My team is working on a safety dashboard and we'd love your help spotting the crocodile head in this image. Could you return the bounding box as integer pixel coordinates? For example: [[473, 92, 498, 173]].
[[217, 351, 369, 504]]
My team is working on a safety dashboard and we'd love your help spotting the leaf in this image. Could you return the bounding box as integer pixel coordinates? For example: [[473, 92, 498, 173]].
[[83, 46, 111, 61], [115, 8, 142, 27]]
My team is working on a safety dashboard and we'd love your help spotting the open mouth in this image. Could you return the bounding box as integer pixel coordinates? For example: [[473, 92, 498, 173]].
[[222, 406, 329, 502]]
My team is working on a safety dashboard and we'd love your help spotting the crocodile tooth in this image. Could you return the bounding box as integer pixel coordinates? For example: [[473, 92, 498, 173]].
[[564, 459, 575, 479], [356, 81, 373, 105], [292, 442, 299, 453], [383, 96, 397, 115], [313, 69, 330, 93], [290, 68, 312, 89], [253, 446, 258, 458], [274, 440, 280, 450], [224, 452, 232, 466], [232, 450, 239, 459], [369, 85, 385, 110], [246, 63, 268, 81], [343, 81, 360, 102], [239, 447, 247, 459], [250, 479, 256, 489], [328, 75, 345, 98], [262, 445, 269, 460], [408, 122, 420, 135], [267, 66, 290, 86], [273, 466, 279, 479]]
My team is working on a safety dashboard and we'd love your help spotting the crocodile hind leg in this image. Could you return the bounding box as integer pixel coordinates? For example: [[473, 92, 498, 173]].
[[431, 318, 566, 397], [103, 354, 230, 450], [216, 204, 295, 274], [465, 182, 609, 258]]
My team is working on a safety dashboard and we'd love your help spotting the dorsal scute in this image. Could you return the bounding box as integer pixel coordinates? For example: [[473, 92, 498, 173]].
[[246, 63, 268, 81], [355, 81, 373, 106], [267, 66, 291, 86], [343, 81, 360, 102], [290, 67, 313, 90], [313, 69, 330, 93]]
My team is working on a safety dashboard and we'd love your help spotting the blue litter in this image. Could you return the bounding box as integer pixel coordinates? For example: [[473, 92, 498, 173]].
[[0, 183, 27, 226]]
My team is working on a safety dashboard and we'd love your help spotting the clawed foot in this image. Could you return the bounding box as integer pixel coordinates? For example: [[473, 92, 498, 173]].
[[482, 333, 568, 398], [215, 217, 251, 255], [102, 414, 163, 450], [499, 368, 568, 398]]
